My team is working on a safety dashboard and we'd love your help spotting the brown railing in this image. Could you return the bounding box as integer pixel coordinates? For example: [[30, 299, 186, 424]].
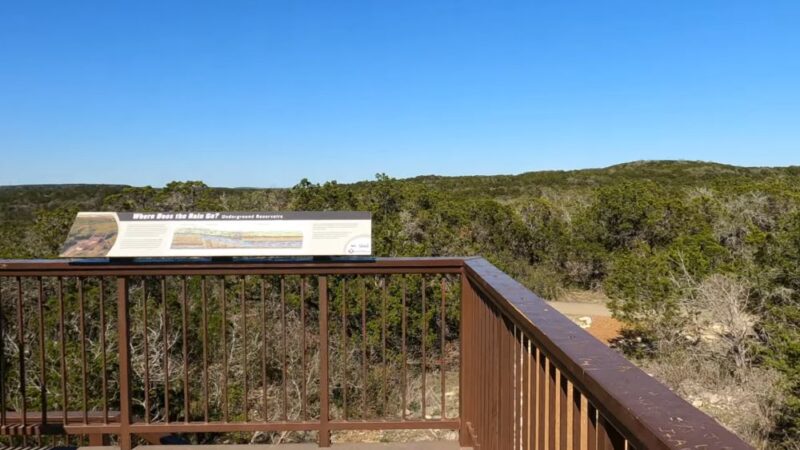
[[0, 257, 752, 449]]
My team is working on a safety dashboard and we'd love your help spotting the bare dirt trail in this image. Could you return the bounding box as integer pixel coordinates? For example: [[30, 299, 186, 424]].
[[546, 298, 621, 344], [547, 301, 611, 317]]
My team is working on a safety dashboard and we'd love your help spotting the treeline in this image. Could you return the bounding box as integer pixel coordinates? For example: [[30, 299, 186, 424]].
[[2, 160, 800, 447]]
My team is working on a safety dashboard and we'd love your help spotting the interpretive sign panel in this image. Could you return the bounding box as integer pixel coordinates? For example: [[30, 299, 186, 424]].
[[59, 211, 372, 258]]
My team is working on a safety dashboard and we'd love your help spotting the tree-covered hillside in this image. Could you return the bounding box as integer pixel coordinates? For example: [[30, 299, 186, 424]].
[[2, 160, 800, 448], [0, 184, 127, 224]]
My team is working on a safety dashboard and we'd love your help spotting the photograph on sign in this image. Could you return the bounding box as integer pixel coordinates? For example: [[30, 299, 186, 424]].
[[59, 211, 372, 258]]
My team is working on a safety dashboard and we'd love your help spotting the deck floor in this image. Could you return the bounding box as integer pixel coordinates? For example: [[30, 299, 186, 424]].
[[71, 443, 461, 450], [140, 444, 459, 450]]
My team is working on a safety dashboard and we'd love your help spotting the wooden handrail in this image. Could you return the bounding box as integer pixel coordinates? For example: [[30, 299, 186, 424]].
[[0, 257, 465, 276], [463, 257, 752, 450], [0, 258, 463, 449], [0, 257, 753, 449]]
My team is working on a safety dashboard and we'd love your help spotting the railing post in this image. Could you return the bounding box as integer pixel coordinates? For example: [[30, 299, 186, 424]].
[[318, 276, 331, 447], [116, 277, 132, 450], [459, 271, 472, 448]]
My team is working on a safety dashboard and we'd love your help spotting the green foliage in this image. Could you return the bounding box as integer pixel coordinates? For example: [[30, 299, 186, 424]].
[[754, 211, 800, 443], [605, 244, 679, 336], [584, 181, 687, 251], [103, 181, 221, 212], [516, 197, 567, 265], [0, 184, 125, 224], [30, 206, 80, 257]]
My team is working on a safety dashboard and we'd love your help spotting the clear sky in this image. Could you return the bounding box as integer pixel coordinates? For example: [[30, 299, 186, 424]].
[[1, 1, 798, 187]]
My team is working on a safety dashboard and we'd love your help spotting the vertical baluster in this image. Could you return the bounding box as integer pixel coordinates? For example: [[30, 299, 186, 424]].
[[485, 293, 492, 443], [477, 290, 484, 440], [478, 288, 484, 440], [499, 315, 509, 450], [117, 277, 133, 450], [381, 277, 387, 417], [514, 327, 519, 450], [261, 279, 268, 421], [489, 306, 496, 448], [17, 277, 28, 429], [508, 319, 516, 450], [490, 302, 496, 449], [143, 279, 150, 423], [78, 277, 88, 424], [222, 277, 228, 422], [510, 324, 517, 450], [488, 297, 495, 445], [0, 277, 5, 428], [459, 280, 468, 444], [341, 278, 348, 420], [560, 371, 569, 450], [162, 278, 169, 423], [521, 330, 528, 450], [501, 311, 509, 449], [16, 277, 27, 432], [554, 369, 562, 450], [473, 289, 479, 439], [548, 359, 557, 450], [300, 277, 307, 421], [37, 278, 47, 425], [100, 278, 108, 424], [528, 336, 538, 449], [537, 350, 546, 450], [458, 277, 467, 448], [482, 298, 489, 446], [281, 277, 288, 421], [514, 328, 518, 449], [440, 278, 446, 420], [59, 278, 67, 425], [318, 276, 330, 447], [579, 395, 589, 450], [571, 384, 581, 450], [361, 277, 367, 420], [487, 295, 493, 443], [242, 278, 249, 421], [554, 368, 562, 450], [401, 278, 407, 421], [201, 277, 209, 422], [521, 332, 527, 450], [519, 329, 526, 449], [474, 289, 481, 438], [421, 278, 427, 420], [587, 403, 598, 450], [181, 277, 189, 423], [478, 288, 483, 446]]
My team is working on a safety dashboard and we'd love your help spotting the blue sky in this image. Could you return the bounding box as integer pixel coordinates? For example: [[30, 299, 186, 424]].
[[1, 1, 798, 187]]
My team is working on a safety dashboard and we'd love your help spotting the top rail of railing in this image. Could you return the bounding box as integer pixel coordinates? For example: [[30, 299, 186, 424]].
[[0, 257, 465, 276]]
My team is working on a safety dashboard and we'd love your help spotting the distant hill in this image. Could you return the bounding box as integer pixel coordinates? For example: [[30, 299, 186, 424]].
[[2, 160, 798, 221], [402, 160, 800, 199]]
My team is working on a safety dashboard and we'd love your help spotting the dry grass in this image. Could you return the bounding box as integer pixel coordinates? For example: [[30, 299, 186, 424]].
[[332, 370, 460, 444], [638, 352, 784, 450]]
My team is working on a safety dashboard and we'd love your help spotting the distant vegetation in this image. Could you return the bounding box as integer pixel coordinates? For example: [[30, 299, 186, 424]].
[[2, 160, 800, 448]]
